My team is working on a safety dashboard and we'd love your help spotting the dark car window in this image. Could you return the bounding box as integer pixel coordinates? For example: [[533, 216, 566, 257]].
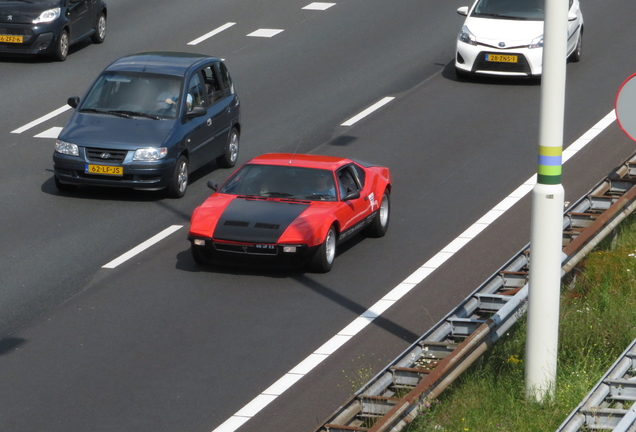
[[352, 163, 366, 189], [218, 62, 234, 94], [337, 166, 362, 198], [187, 72, 206, 111], [80, 72, 183, 119], [472, 0, 545, 20], [219, 164, 336, 201], [202, 65, 223, 105]]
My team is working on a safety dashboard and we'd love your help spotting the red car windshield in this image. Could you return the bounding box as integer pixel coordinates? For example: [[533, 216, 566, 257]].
[[219, 164, 337, 201]]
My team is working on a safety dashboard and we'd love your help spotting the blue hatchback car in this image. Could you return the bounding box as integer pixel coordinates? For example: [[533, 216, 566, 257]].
[[0, 0, 107, 61], [53, 51, 241, 198]]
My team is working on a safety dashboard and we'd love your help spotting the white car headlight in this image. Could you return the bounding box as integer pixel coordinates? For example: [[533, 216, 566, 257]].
[[55, 140, 79, 156], [529, 35, 544, 49], [133, 147, 168, 161], [33, 8, 61, 24], [458, 25, 477, 46]]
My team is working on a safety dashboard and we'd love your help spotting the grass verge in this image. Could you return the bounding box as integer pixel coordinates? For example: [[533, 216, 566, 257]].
[[404, 215, 636, 432]]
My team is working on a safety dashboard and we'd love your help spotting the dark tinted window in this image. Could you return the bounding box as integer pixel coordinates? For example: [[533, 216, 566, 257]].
[[202, 65, 223, 105], [218, 62, 234, 94], [219, 164, 336, 201], [187, 72, 206, 111], [472, 0, 544, 20], [352, 163, 366, 188], [337, 166, 361, 198]]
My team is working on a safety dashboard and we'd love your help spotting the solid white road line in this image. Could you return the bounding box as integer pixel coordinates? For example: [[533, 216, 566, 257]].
[[341, 97, 395, 126], [188, 22, 236, 46], [102, 225, 183, 269], [247, 29, 284, 38], [12, 105, 72, 134], [210, 109, 617, 432]]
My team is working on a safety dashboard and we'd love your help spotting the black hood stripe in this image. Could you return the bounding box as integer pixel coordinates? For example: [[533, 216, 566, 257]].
[[214, 198, 310, 243]]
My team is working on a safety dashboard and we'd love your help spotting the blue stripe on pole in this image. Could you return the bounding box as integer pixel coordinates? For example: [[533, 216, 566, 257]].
[[538, 154, 562, 166]]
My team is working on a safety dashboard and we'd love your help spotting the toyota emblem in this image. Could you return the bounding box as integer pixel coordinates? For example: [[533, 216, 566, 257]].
[[100, 153, 111, 159]]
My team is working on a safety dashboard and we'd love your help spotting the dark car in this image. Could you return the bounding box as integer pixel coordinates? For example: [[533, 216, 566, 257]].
[[0, 0, 107, 61], [53, 51, 241, 198], [188, 153, 391, 272]]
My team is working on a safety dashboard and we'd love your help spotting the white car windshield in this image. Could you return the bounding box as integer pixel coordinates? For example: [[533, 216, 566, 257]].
[[80, 72, 184, 119], [472, 0, 545, 20]]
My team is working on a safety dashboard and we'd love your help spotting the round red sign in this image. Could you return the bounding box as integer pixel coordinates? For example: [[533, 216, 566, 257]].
[[616, 72, 636, 142]]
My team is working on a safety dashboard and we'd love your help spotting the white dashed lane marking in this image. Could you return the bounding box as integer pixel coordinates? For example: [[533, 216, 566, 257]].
[[34, 127, 62, 139], [12, 105, 72, 134], [303, 2, 336, 10], [188, 22, 236, 46], [102, 225, 183, 269], [341, 96, 395, 126], [247, 29, 284, 38]]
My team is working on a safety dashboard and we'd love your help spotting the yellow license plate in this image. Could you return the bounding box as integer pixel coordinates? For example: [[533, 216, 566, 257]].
[[486, 54, 518, 63], [85, 164, 123, 176], [0, 35, 23, 43]]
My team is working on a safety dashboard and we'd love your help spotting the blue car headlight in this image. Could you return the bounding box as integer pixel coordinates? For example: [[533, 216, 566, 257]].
[[55, 140, 79, 156], [133, 147, 168, 161]]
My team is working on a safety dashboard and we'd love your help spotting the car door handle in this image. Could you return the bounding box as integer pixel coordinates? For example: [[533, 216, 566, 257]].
[[207, 118, 212, 126]]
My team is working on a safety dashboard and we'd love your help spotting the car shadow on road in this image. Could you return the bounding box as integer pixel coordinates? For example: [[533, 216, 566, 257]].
[[0, 337, 27, 357], [0, 38, 95, 64], [293, 274, 421, 343], [173, 238, 419, 341], [174, 231, 366, 277], [40, 160, 223, 202], [441, 59, 541, 86], [174, 248, 305, 278]]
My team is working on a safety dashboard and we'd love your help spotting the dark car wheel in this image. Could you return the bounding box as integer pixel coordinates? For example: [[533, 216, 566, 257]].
[[92, 13, 107, 44], [54, 175, 75, 192], [216, 128, 239, 168], [310, 225, 337, 273], [568, 28, 583, 63], [365, 191, 390, 238], [167, 156, 189, 198], [54, 29, 69, 61]]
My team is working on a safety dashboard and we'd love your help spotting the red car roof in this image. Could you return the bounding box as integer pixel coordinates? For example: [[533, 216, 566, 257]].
[[246, 153, 351, 171]]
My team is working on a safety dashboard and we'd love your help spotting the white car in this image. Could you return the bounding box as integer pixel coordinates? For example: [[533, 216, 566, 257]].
[[455, 0, 583, 78]]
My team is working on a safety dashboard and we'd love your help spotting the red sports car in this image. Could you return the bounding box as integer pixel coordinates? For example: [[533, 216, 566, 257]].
[[188, 153, 391, 272]]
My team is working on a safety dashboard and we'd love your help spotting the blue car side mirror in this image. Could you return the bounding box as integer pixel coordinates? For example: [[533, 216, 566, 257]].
[[187, 106, 206, 119], [67, 97, 80, 109]]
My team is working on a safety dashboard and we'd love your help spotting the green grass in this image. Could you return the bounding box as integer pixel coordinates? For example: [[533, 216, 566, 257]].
[[403, 216, 636, 432]]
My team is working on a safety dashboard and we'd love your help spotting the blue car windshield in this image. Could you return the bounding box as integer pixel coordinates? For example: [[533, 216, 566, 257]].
[[219, 164, 338, 201], [472, 0, 545, 20], [80, 72, 184, 119]]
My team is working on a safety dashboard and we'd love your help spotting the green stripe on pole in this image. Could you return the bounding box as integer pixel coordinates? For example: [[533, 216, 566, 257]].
[[537, 174, 562, 184], [538, 146, 563, 185], [538, 165, 562, 176]]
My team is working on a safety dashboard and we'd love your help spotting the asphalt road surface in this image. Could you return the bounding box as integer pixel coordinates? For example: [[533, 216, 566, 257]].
[[1, 0, 635, 431]]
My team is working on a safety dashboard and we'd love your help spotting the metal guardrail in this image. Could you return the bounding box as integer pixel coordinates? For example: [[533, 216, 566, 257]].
[[557, 338, 636, 432], [314, 151, 636, 432]]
